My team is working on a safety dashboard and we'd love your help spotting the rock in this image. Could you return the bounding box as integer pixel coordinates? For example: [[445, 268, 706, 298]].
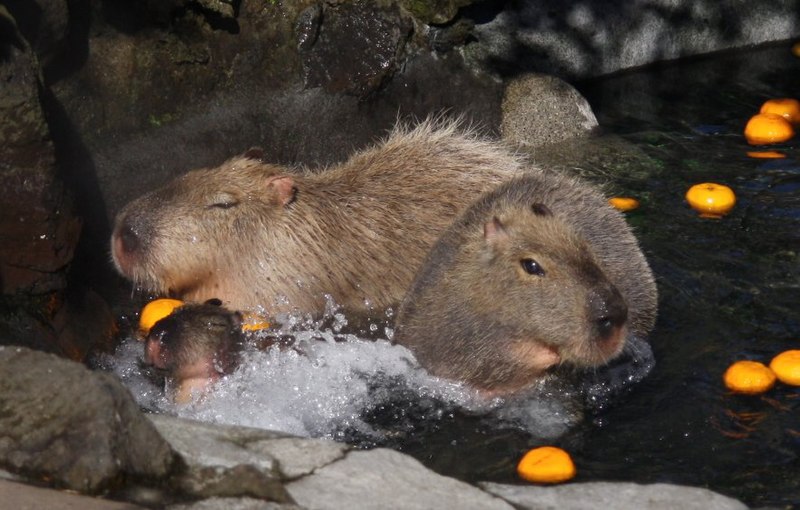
[[300, 2, 412, 97], [480, 481, 749, 510], [466, 1, 800, 78], [147, 414, 346, 500], [0, 347, 174, 493], [398, 0, 476, 24], [0, 479, 146, 510], [168, 497, 302, 510], [285, 448, 514, 510], [501, 73, 598, 148]]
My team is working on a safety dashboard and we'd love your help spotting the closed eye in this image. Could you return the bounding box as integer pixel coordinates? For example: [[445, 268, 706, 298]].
[[521, 258, 545, 276], [207, 193, 240, 209]]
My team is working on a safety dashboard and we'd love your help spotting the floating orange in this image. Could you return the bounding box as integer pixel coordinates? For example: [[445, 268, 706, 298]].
[[746, 150, 786, 159], [685, 183, 736, 218], [793, 41, 800, 58], [517, 446, 576, 484], [744, 113, 795, 145], [769, 350, 800, 386], [760, 98, 800, 125], [608, 197, 640, 212], [139, 298, 184, 335], [723, 360, 777, 394]]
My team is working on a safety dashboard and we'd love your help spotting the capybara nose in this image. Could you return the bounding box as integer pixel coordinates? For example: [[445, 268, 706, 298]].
[[589, 285, 628, 340], [117, 222, 140, 255]]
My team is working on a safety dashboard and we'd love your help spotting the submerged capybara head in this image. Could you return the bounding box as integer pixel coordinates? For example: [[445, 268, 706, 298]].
[[111, 150, 297, 307], [144, 301, 244, 402], [395, 202, 631, 395]]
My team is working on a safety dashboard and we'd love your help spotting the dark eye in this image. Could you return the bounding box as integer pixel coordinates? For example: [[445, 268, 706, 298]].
[[208, 193, 239, 209], [521, 258, 545, 276]]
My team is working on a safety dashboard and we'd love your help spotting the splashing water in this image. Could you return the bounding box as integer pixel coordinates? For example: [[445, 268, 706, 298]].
[[96, 312, 652, 443]]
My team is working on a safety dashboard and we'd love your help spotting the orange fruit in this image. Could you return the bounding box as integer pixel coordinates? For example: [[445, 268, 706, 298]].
[[769, 350, 800, 386], [723, 360, 777, 394], [241, 312, 271, 332], [517, 446, 576, 484], [608, 197, 640, 212], [139, 298, 184, 335], [744, 113, 794, 145], [685, 183, 736, 218], [746, 150, 786, 159], [793, 41, 800, 58], [760, 98, 800, 125]]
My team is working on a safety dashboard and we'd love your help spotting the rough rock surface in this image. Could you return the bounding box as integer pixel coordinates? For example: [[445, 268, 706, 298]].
[[501, 73, 599, 147], [0, 347, 174, 493], [285, 448, 515, 510], [168, 498, 301, 510], [0, 479, 146, 510], [480, 481, 750, 510], [466, 0, 800, 78]]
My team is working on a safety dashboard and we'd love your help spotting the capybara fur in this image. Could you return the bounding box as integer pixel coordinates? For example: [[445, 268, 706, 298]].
[[112, 120, 522, 317], [393, 172, 657, 395], [144, 301, 244, 403]]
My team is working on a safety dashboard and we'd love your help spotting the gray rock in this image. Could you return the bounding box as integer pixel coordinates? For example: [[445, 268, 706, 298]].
[[501, 73, 598, 148], [147, 414, 347, 499], [168, 497, 302, 510], [481, 481, 749, 510], [468, 0, 800, 78], [0, 479, 146, 510], [0, 347, 174, 493], [286, 448, 514, 510]]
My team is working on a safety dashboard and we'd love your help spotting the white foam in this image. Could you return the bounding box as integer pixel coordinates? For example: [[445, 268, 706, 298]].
[[98, 320, 589, 441]]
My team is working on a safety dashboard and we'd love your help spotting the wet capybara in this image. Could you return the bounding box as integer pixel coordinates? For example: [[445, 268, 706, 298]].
[[393, 172, 658, 396], [111, 120, 523, 317], [144, 301, 244, 403]]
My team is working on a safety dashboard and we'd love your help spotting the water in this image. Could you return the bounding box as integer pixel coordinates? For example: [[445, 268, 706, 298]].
[[101, 42, 800, 507]]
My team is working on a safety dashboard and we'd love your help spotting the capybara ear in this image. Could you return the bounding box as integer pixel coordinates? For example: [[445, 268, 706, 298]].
[[531, 203, 552, 216], [243, 147, 265, 160], [483, 216, 510, 246], [266, 175, 297, 206]]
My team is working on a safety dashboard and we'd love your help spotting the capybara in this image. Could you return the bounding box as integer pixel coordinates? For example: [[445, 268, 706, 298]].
[[111, 120, 523, 317], [144, 301, 244, 403], [393, 172, 658, 396]]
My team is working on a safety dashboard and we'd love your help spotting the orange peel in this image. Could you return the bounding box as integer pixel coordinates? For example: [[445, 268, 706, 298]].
[[608, 197, 640, 212], [517, 446, 576, 484], [139, 298, 185, 335], [241, 312, 271, 332], [723, 360, 777, 394], [685, 183, 736, 218], [744, 113, 794, 145], [760, 98, 800, 125], [769, 350, 800, 386]]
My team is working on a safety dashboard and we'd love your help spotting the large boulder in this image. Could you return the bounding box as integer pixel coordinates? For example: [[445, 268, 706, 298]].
[[0, 347, 175, 493]]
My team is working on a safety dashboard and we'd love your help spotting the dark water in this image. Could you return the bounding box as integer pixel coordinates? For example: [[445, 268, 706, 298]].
[[394, 44, 800, 507]]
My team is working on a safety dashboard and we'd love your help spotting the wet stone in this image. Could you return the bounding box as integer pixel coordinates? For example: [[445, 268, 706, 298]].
[[167, 497, 302, 510], [480, 482, 749, 510], [0, 479, 145, 510], [0, 347, 174, 493], [300, 2, 412, 97], [285, 448, 514, 510]]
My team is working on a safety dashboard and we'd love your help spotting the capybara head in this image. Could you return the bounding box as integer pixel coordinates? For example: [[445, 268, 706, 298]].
[[395, 202, 630, 395], [144, 300, 244, 385], [112, 150, 297, 307]]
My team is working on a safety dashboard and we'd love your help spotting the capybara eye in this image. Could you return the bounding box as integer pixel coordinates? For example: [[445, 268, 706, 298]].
[[521, 258, 545, 276], [208, 193, 239, 209]]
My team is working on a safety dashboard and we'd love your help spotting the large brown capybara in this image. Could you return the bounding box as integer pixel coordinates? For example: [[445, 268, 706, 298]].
[[393, 172, 658, 396], [111, 120, 523, 317]]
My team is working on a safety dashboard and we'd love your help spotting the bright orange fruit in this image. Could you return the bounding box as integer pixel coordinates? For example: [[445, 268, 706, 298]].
[[760, 98, 800, 125], [744, 113, 794, 145], [769, 350, 800, 386], [723, 360, 777, 394], [608, 197, 640, 212], [139, 298, 185, 335], [685, 183, 736, 218], [517, 446, 576, 484]]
